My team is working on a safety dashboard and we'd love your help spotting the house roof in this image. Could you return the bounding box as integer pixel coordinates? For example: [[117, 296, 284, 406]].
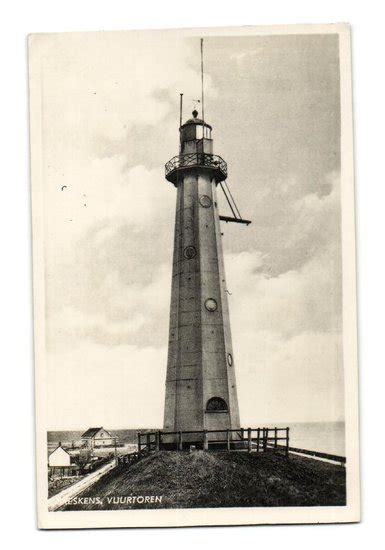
[[49, 445, 70, 456], [81, 427, 103, 439]]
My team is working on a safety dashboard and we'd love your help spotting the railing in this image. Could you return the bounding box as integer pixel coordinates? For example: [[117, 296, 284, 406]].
[[116, 450, 143, 467], [118, 428, 346, 468], [165, 153, 227, 182], [136, 427, 290, 457]]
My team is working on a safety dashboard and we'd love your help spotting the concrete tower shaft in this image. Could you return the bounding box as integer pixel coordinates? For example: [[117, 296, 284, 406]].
[[163, 112, 241, 441]]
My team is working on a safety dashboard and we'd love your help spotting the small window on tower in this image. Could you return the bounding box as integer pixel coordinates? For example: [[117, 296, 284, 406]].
[[199, 195, 212, 208], [206, 397, 228, 412], [183, 246, 197, 259], [205, 298, 217, 312]]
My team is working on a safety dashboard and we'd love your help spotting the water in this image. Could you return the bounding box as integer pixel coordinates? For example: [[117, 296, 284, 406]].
[[264, 421, 345, 456], [47, 422, 346, 457]]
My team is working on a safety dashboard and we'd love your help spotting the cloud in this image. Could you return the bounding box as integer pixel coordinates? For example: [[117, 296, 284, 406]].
[[45, 156, 176, 351], [40, 32, 216, 163], [220, 180, 344, 424], [235, 330, 344, 424], [222, 172, 343, 424], [38, 32, 344, 428], [219, 170, 341, 278], [226, 243, 341, 341], [45, 157, 175, 244], [255, 171, 341, 277], [47, 342, 167, 430], [230, 47, 263, 63], [45, 165, 343, 424], [47, 260, 172, 351]]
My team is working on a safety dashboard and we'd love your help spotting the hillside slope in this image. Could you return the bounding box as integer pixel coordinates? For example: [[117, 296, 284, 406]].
[[61, 450, 346, 510]]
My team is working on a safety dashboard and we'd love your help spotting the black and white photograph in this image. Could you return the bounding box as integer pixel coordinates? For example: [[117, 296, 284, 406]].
[[29, 23, 359, 529]]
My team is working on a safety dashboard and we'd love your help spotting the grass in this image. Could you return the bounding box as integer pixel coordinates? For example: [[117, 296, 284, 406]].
[[59, 450, 346, 510]]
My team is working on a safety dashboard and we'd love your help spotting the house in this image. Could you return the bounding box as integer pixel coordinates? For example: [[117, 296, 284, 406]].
[[80, 427, 117, 448], [48, 444, 71, 467], [48, 443, 79, 478]]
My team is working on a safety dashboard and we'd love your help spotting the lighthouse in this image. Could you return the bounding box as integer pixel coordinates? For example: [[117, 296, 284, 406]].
[[163, 107, 243, 445]]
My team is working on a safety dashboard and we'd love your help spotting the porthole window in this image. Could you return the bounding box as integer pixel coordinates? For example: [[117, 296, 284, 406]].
[[227, 353, 233, 366], [199, 195, 212, 208], [183, 246, 197, 259], [205, 298, 217, 312]]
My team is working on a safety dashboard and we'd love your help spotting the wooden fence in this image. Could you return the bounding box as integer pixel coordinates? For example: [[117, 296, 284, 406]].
[[116, 427, 346, 468], [137, 427, 290, 456], [116, 450, 143, 467]]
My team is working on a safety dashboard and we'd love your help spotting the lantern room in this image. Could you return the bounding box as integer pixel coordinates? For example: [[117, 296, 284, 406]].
[[180, 110, 213, 155]]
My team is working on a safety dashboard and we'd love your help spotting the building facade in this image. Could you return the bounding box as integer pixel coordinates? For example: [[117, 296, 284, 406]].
[[48, 444, 79, 477], [80, 427, 117, 448]]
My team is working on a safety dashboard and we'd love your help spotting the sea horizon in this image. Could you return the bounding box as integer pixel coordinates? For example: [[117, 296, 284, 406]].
[[47, 420, 345, 457]]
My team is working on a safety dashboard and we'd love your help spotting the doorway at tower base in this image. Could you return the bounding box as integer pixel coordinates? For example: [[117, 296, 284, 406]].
[[205, 411, 231, 433]]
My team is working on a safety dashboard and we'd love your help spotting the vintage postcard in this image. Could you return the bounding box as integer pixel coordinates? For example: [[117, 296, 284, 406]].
[[29, 23, 359, 529]]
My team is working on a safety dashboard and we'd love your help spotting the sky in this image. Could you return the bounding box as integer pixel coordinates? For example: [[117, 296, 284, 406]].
[[37, 29, 343, 430]]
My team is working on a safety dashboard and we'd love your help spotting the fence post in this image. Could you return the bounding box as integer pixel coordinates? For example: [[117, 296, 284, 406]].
[[178, 431, 183, 451], [263, 428, 267, 452], [203, 430, 208, 450], [274, 427, 278, 452], [146, 432, 151, 454], [257, 428, 260, 453], [138, 433, 141, 454], [286, 427, 290, 458], [156, 430, 160, 452], [226, 429, 230, 451], [247, 427, 252, 453]]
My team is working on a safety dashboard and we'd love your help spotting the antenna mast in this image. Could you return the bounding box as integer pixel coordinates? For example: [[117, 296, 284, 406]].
[[179, 93, 183, 127], [200, 38, 205, 123]]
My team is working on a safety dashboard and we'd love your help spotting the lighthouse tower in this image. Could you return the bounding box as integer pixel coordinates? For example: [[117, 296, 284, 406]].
[[163, 109, 241, 444]]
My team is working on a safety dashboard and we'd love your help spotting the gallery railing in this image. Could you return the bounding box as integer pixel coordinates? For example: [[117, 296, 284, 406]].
[[165, 153, 227, 183]]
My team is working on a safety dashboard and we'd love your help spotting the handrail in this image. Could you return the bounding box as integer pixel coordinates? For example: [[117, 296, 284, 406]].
[[120, 428, 345, 467], [136, 426, 291, 457], [165, 153, 227, 181], [138, 428, 288, 436]]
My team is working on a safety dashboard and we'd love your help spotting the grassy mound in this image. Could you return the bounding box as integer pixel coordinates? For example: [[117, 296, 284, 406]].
[[60, 451, 346, 510]]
